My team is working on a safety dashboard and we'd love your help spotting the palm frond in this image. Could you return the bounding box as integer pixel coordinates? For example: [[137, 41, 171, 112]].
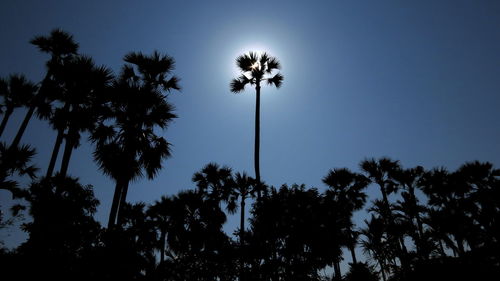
[[236, 53, 257, 72], [30, 29, 79, 57], [266, 73, 284, 88], [141, 136, 171, 179], [259, 52, 269, 68], [230, 75, 250, 93], [163, 76, 181, 92], [266, 56, 281, 73]]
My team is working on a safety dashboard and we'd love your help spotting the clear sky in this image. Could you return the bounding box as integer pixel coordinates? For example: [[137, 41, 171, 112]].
[[1, 0, 499, 257]]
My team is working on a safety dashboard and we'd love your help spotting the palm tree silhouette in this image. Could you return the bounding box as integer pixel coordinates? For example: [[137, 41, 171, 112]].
[[0, 143, 37, 197], [147, 195, 174, 265], [360, 158, 409, 270], [393, 166, 429, 258], [92, 51, 179, 228], [0, 75, 38, 138], [192, 162, 235, 211], [160, 190, 231, 280], [11, 29, 78, 149], [230, 172, 256, 281], [323, 168, 369, 264], [361, 215, 391, 281], [230, 52, 283, 190], [54, 56, 113, 178]]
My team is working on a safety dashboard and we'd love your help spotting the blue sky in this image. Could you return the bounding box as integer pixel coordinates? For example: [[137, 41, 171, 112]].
[[1, 0, 499, 259]]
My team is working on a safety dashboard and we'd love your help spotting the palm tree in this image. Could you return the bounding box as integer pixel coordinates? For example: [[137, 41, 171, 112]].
[[453, 161, 500, 251], [192, 162, 235, 208], [393, 166, 429, 258], [0, 75, 37, 138], [92, 51, 179, 228], [54, 56, 113, 178], [0, 143, 37, 198], [360, 158, 409, 268], [322, 168, 369, 265], [147, 195, 174, 265], [231, 172, 256, 245], [163, 190, 231, 280], [360, 158, 401, 211], [230, 172, 256, 281], [230, 52, 284, 190], [361, 215, 391, 281], [11, 29, 78, 149]]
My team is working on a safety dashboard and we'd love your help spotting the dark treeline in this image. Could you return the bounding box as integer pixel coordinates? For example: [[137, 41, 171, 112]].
[[1, 29, 499, 281]]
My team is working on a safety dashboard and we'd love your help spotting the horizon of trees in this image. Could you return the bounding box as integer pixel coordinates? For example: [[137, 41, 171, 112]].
[[1, 29, 499, 281]]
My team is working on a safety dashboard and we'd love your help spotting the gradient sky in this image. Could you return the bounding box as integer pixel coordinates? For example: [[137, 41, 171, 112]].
[[1, 0, 499, 259]]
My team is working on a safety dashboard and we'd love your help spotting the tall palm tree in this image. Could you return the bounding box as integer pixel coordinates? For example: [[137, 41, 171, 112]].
[[55, 56, 113, 178], [230, 52, 284, 189], [360, 158, 400, 211], [322, 168, 369, 265], [360, 158, 409, 272], [393, 166, 429, 258], [0, 75, 38, 138], [11, 29, 78, 149], [230, 172, 256, 281], [92, 51, 179, 228], [230, 172, 256, 245], [361, 216, 391, 281]]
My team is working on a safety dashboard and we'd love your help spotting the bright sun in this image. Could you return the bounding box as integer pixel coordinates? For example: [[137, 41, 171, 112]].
[[251, 62, 260, 69]]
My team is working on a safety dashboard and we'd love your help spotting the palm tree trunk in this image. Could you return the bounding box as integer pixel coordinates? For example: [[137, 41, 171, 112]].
[[0, 108, 13, 138], [160, 228, 166, 265], [349, 245, 357, 264], [108, 179, 124, 228], [254, 83, 261, 191], [59, 126, 77, 178], [438, 239, 446, 257], [349, 230, 358, 264], [116, 180, 130, 226], [379, 260, 387, 281], [240, 194, 246, 244], [240, 194, 246, 281], [46, 127, 65, 178], [455, 236, 465, 257], [11, 70, 51, 148], [11, 104, 35, 148], [332, 261, 341, 280]]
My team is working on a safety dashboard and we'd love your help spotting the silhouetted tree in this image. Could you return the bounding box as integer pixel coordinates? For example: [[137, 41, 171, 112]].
[[361, 215, 391, 281], [192, 162, 235, 209], [343, 262, 379, 281], [323, 168, 369, 266], [229, 172, 257, 280], [361, 158, 410, 273], [161, 190, 235, 280], [249, 184, 336, 281], [14, 175, 101, 281], [393, 166, 431, 259], [92, 51, 179, 228], [11, 29, 78, 149], [230, 52, 284, 192], [0, 143, 37, 196], [53, 55, 113, 177], [0, 75, 38, 138]]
